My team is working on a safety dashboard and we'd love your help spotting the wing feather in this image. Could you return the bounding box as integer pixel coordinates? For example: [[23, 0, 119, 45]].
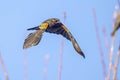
[[23, 30, 44, 49], [68, 32, 85, 58], [45, 23, 85, 58], [45, 23, 70, 40]]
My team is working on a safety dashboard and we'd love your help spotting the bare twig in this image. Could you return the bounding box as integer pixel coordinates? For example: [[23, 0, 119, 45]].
[[0, 53, 9, 80], [107, 5, 119, 80], [43, 54, 50, 80], [23, 50, 27, 80], [107, 35, 116, 80], [117, 0, 120, 8], [58, 11, 66, 80], [113, 42, 120, 80], [58, 38, 64, 80], [102, 26, 110, 54], [92, 8, 106, 80], [63, 11, 67, 23]]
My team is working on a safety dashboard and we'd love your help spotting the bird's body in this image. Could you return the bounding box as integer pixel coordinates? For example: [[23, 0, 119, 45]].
[[23, 18, 85, 58], [111, 12, 120, 36]]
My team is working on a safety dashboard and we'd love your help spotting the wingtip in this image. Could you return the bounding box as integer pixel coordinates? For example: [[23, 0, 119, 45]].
[[23, 41, 31, 49], [111, 29, 117, 37], [23, 45, 27, 49], [80, 51, 85, 59], [23, 43, 31, 49], [111, 32, 114, 36], [111, 32, 115, 37]]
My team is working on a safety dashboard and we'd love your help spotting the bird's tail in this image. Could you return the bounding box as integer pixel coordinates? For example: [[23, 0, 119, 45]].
[[68, 32, 85, 58], [23, 30, 44, 49], [27, 26, 40, 30]]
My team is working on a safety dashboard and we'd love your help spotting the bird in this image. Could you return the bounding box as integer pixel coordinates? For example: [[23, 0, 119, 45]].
[[23, 18, 85, 58], [111, 12, 120, 36]]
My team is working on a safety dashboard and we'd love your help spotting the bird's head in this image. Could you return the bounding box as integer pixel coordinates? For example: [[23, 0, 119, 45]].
[[43, 18, 61, 27]]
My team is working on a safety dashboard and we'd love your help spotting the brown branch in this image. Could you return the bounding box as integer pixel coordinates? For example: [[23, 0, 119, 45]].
[[92, 8, 106, 80], [0, 53, 9, 80], [113, 42, 120, 80]]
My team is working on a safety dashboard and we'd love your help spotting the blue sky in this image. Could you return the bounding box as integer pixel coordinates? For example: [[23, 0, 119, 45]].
[[0, 0, 120, 80]]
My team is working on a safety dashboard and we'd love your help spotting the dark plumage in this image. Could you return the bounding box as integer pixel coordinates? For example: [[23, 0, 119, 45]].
[[23, 18, 85, 58], [111, 12, 120, 36]]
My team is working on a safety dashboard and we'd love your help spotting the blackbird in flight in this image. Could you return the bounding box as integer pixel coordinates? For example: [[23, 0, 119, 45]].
[[23, 18, 85, 58]]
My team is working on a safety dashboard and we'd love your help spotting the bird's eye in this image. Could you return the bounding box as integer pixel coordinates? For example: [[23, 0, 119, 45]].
[[53, 19, 59, 23], [54, 19, 57, 22], [56, 20, 58, 22]]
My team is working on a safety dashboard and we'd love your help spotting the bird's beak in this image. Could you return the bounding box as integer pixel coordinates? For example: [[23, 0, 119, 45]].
[[27, 26, 40, 30]]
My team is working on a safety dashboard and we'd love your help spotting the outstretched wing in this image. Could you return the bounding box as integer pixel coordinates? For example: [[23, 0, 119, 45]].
[[45, 23, 71, 40], [23, 30, 44, 49], [45, 23, 85, 58], [68, 32, 85, 58]]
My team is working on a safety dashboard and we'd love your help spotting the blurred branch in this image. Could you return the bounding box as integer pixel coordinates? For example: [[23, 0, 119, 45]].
[[107, 35, 116, 80], [0, 53, 9, 80], [113, 42, 120, 80], [92, 8, 106, 79], [58, 38, 64, 80], [63, 11, 67, 23], [102, 26, 110, 54], [43, 54, 50, 80], [117, 0, 120, 8], [107, 5, 119, 79], [58, 11, 66, 80], [23, 50, 27, 80]]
